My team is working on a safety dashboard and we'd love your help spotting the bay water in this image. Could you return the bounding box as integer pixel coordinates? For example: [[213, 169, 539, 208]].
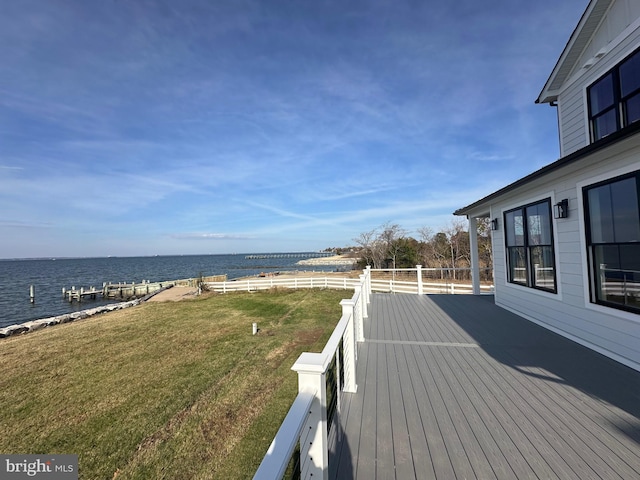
[[0, 253, 338, 328]]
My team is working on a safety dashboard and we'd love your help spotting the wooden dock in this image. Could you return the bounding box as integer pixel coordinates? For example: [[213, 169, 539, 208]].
[[62, 275, 227, 303], [330, 293, 640, 479]]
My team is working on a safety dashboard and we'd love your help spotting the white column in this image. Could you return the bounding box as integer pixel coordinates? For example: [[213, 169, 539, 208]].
[[292, 353, 329, 480], [416, 265, 423, 295], [469, 216, 481, 295]]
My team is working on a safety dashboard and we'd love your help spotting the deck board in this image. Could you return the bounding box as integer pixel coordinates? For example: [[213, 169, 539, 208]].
[[332, 293, 640, 479]]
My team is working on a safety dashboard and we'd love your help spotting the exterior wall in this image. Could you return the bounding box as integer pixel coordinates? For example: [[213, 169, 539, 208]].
[[486, 135, 640, 371], [557, 0, 640, 156]]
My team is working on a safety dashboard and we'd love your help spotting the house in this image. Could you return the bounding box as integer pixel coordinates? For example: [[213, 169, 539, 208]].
[[455, 0, 640, 372]]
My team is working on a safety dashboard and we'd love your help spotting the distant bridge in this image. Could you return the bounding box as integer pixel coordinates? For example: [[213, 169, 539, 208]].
[[244, 252, 332, 260]]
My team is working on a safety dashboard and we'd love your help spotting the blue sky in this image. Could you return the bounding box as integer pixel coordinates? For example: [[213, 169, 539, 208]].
[[1, 0, 588, 258]]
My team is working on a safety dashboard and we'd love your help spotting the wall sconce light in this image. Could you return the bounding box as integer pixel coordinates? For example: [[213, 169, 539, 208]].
[[491, 218, 499, 231], [554, 199, 569, 219]]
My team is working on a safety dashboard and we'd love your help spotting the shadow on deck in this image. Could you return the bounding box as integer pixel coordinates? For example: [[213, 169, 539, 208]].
[[331, 293, 640, 479]]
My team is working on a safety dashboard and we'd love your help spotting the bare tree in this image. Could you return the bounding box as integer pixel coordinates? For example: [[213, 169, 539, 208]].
[[354, 217, 493, 281], [417, 226, 434, 266], [353, 228, 378, 267], [378, 222, 407, 269], [442, 219, 469, 280]]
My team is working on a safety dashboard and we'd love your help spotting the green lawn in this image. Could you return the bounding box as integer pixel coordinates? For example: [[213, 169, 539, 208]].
[[0, 288, 346, 479]]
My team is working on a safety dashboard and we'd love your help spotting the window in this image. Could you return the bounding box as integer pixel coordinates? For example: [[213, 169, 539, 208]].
[[588, 48, 640, 142], [504, 199, 556, 292], [584, 172, 640, 313]]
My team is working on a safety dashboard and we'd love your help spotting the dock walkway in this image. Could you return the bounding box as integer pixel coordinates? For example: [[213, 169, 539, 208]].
[[331, 293, 640, 479]]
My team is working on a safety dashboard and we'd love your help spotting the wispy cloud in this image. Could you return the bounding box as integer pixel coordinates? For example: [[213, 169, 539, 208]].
[[171, 233, 255, 240]]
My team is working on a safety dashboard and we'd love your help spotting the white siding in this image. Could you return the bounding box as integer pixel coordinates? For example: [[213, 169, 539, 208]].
[[557, 0, 640, 156], [558, 86, 587, 156], [488, 136, 640, 371]]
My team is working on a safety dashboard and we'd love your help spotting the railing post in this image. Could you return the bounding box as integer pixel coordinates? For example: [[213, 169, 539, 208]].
[[292, 354, 329, 480], [358, 275, 368, 319], [340, 300, 358, 393], [416, 264, 423, 295], [366, 265, 372, 299], [354, 284, 365, 342]]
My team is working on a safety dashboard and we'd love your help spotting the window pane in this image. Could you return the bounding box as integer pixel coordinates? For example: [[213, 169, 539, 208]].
[[593, 244, 640, 310], [531, 246, 555, 291], [588, 184, 615, 243], [611, 177, 640, 242], [589, 73, 614, 115], [593, 109, 618, 140], [589, 177, 640, 244], [526, 201, 552, 246], [624, 93, 640, 125], [508, 247, 527, 284], [505, 209, 524, 246], [620, 51, 640, 97]]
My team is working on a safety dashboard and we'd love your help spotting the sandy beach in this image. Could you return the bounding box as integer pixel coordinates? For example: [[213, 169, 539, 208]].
[[147, 285, 200, 302], [295, 254, 358, 266]]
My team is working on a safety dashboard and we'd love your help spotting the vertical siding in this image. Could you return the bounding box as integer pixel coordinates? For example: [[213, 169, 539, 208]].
[[488, 140, 640, 371], [558, 0, 640, 156]]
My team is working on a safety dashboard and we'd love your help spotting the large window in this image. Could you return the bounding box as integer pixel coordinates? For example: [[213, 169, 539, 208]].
[[588, 48, 640, 142], [504, 199, 556, 292], [584, 172, 640, 313]]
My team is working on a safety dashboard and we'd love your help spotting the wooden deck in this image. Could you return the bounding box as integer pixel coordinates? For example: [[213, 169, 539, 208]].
[[330, 293, 640, 479]]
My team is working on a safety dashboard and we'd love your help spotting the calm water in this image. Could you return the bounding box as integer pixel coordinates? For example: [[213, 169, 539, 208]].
[[0, 254, 338, 328]]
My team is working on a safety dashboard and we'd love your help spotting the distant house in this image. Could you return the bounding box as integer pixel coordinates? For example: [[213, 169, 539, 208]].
[[455, 0, 640, 372]]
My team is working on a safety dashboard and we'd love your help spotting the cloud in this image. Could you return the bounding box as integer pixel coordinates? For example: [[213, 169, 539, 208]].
[[0, 0, 588, 258], [0, 220, 53, 229]]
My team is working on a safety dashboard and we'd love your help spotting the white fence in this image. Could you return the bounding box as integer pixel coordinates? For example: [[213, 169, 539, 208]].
[[206, 276, 360, 293], [205, 265, 493, 296]]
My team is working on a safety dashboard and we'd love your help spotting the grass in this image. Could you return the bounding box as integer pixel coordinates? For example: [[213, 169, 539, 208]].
[[0, 288, 347, 479]]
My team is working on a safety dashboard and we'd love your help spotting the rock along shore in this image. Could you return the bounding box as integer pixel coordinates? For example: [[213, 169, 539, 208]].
[[0, 287, 171, 339]]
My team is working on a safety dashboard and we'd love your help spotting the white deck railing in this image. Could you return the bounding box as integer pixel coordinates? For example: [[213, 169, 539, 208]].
[[253, 268, 369, 480]]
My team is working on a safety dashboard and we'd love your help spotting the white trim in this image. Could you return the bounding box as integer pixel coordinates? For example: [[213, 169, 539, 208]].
[[576, 162, 640, 323], [582, 84, 591, 147], [558, 100, 566, 158], [496, 299, 640, 372], [556, 14, 640, 101]]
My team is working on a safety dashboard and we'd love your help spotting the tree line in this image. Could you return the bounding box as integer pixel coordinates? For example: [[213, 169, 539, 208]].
[[344, 220, 493, 279]]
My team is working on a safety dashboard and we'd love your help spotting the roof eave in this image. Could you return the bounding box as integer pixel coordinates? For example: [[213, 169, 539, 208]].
[[536, 0, 612, 105]]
